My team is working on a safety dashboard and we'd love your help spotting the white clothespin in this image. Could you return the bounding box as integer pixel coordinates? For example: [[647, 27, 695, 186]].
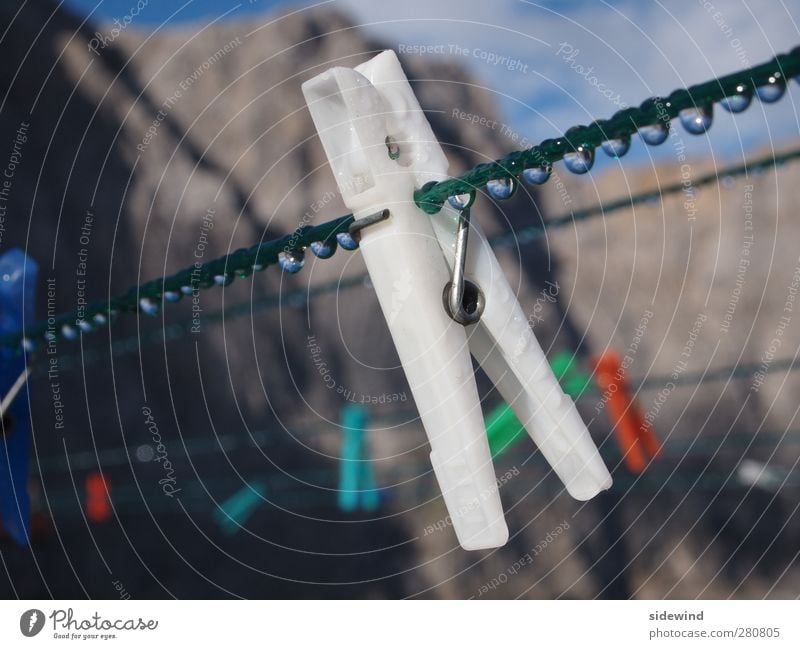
[[302, 50, 611, 550]]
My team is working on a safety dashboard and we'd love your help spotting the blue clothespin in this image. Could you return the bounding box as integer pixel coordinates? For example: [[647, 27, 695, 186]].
[[338, 405, 379, 513], [0, 249, 37, 545]]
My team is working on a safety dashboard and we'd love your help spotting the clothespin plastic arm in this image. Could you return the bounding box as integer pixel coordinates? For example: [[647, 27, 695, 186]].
[[486, 353, 594, 458], [431, 212, 612, 500], [551, 351, 592, 399]]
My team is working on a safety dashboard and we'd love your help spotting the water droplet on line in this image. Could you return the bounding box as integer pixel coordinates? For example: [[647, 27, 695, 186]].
[[638, 122, 670, 146], [447, 191, 475, 210], [309, 239, 337, 259], [600, 135, 631, 159], [719, 84, 752, 113], [139, 297, 160, 316], [563, 146, 595, 174], [336, 232, 359, 251], [755, 74, 786, 103], [562, 126, 595, 174], [486, 177, 517, 200], [278, 250, 305, 273], [61, 324, 78, 340], [679, 105, 713, 135], [522, 165, 551, 185]]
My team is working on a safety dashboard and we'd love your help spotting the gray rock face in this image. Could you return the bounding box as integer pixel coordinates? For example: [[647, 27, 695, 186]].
[[0, 0, 797, 598]]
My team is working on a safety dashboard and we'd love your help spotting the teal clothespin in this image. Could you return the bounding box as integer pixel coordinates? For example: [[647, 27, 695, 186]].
[[338, 404, 379, 512], [0, 249, 37, 544], [214, 480, 267, 536], [486, 351, 591, 457]]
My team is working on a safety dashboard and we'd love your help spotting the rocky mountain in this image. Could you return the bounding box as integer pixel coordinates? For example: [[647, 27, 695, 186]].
[[0, 0, 797, 598]]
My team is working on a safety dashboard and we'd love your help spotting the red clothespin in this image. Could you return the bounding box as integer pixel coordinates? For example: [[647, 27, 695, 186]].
[[85, 472, 111, 523], [593, 351, 660, 474]]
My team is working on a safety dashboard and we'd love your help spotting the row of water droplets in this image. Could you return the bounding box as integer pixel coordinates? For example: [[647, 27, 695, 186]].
[[140, 231, 360, 314], [20, 230, 362, 351], [469, 70, 796, 203]]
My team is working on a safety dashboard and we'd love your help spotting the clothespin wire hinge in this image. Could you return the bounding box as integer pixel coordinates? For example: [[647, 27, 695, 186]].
[[443, 193, 485, 326], [347, 209, 391, 243]]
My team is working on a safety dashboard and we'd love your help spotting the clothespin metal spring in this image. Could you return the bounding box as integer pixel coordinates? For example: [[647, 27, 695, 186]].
[[442, 191, 485, 326], [346, 199, 486, 327]]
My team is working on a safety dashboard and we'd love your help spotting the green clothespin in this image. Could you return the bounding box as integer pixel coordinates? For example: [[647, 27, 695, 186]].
[[214, 480, 267, 536], [550, 351, 592, 399], [486, 402, 526, 458], [487, 352, 591, 457]]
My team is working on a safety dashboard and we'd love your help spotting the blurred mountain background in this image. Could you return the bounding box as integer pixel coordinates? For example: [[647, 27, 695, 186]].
[[0, 0, 798, 598]]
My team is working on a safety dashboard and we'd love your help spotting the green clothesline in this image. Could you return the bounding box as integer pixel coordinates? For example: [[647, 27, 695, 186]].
[[414, 47, 800, 213]]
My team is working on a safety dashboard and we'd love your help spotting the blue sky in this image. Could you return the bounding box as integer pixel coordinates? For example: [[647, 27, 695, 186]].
[[63, 0, 800, 166], [62, 0, 286, 25]]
